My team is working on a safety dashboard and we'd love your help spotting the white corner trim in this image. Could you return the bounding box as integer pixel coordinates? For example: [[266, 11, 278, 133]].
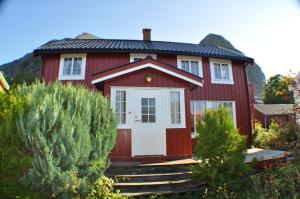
[[58, 53, 87, 80], [177, 55, 203, 78], [91, 63, 203, 87], [130, 53, 157, 63], [209, 58, 234, 85]]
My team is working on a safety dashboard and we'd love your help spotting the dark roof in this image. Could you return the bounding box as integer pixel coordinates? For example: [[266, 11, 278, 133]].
[[34, 39, 253, 62], [254, 104, 294, 115]]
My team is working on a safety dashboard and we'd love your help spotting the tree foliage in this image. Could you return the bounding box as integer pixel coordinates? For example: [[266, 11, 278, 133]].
[[193, 108, 251, 198], [263, 74, 294, 104], [0, 91, 33, 198], [14, 82, 117, 198]]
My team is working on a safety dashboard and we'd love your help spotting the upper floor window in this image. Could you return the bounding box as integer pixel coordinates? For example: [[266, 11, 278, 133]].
[[177, 56, 203, 77], [130, 53, 157, 63], [58, 54, 86, 80], [209, 58, 234, 84]]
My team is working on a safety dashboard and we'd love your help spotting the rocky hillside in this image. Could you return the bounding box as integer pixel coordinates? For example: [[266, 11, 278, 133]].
[[0, 52, 41, 85], [200, 34, 266, 96], [0, 33, 265, 96]]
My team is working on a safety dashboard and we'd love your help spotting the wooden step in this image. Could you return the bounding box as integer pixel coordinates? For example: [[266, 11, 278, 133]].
[[114, 171, 192, 182], [121, 187, 201, 197], [106, 163, 194, 176], [114, 178, 201, 194]]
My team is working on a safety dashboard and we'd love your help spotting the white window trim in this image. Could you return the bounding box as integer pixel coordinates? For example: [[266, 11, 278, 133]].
[[177, 55, 203, 77], [165, 88, 186, 128], [190, 100, 236, 138], [58, 53, 87, 80], [130, 53, 157, 63], [209, 58, 234, 84], [111, 87, 132, 129]]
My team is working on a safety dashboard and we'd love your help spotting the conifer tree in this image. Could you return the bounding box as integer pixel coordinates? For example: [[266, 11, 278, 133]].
[[16, 82, 116, 198], [193, 108, 250, 198]]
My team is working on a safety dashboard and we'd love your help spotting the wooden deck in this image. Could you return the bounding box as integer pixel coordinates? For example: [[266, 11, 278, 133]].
[[111, 148, 288, 167]]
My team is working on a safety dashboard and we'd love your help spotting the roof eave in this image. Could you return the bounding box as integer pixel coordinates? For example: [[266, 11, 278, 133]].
[[34, 48, 254, 62]]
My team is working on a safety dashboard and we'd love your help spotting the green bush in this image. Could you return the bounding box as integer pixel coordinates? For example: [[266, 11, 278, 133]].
[[89, 176, 127, 199], [251, 163, 300, 199], [14, 82, 117, 198], [192, 108, 251, 198], [0, 90, 33, 198], [253, 121, 279, 149]]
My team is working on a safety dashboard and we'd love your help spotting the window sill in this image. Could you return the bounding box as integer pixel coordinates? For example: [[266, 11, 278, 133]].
[[167, 124, 186, 129], [116, 125, 131, 129], [211, 80, 234, 85], [58, 76, 85, 80]]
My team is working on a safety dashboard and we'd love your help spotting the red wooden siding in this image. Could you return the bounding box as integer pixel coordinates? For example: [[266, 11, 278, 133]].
[[41, 53, 130, 89], [104, 67, 190, 89], [190, 58, 251, 146], [110, 129, 132, 160], [166, 90, 192, 158], [41, 52, 252, 161], [157, 54, 177, 66]]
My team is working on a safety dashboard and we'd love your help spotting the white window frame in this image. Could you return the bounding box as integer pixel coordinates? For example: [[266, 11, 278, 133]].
[[166, 88, 186, 128], [190, 100, 236, 138], [58, 54, 87, 80], [209, 58, 234, 84], [177, 55, 203, 77], [130, 53, 157, 63], [111, 87, 131, 129]]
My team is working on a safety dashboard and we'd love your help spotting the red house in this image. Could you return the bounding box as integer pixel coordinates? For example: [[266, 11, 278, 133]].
[[34, 29, 254, 163]]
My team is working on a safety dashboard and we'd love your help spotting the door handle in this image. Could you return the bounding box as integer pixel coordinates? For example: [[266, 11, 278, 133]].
[[135, 119, 141, 122]]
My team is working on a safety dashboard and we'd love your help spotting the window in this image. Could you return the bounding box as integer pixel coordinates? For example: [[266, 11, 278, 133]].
[[141, 98, 156, 123], [170, 91, 181, 124], [181, 61, 190, 72], [190, 101, 236, 137], [210, 58, 233, 84], [59, 54, 86, 80], [115, 90, 126, 125], [214, 63, 229, 80], [191, 61, 200, 76], [130, 53, 157, 63], [177, 56, 202, 77]]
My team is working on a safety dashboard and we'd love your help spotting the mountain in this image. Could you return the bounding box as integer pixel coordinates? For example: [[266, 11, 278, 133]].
[[0, 52, 41, 85], [200, 34, 266, 96]]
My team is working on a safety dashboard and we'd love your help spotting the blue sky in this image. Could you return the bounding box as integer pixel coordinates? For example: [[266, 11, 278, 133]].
[[0, 0, 299, 78]]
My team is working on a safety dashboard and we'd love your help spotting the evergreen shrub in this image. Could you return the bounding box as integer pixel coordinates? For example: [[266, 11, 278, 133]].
[[192, 108, 251, 198], [15, 82, 117, 198]]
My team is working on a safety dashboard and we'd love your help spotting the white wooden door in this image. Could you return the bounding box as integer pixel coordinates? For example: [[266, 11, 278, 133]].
[[133, 89, 165, 156]]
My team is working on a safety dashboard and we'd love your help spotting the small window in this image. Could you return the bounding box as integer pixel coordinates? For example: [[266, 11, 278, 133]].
[[214, 63, 229, 80], [210, 58, 233, 84], [141, 98, 156, 123], [170, 91, 181, 124], [59, 54, 86, 80], [115, 91, 126, 125], [177, 56, 202, 77], [181, 61, 190, 72], [191, 61, 199, 76]]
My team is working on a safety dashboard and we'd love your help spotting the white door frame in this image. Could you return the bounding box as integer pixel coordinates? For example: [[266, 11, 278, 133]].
[[110, 86, 186, 157]]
